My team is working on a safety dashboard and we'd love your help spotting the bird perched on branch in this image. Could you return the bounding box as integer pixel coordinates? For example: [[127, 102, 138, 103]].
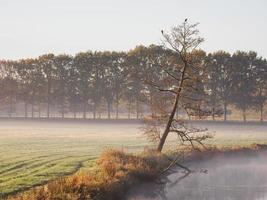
[[161, 30, 164, 35], [185, 18, 188, 22]]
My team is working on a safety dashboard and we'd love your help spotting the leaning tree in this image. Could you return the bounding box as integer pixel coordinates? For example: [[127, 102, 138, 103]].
[[143, 20, 213, 152]]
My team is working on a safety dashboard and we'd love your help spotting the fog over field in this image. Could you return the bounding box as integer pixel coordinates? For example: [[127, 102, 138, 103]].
[[0, 0, 266, 199], [1, 119, 267, 196]]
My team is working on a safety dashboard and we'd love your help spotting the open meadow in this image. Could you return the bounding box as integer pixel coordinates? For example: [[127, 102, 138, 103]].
[[0, 119, 267, 197]]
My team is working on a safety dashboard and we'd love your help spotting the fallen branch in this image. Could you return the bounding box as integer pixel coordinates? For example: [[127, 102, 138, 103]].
[[161, 154, 191, 175]]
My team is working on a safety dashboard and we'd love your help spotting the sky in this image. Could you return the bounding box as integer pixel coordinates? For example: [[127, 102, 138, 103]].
[[0, 0, 267, 60]]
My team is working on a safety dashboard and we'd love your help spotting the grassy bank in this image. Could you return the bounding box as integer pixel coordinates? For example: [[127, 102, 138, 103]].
[[6, 149, 170, 200], [7, 144, 267, 200]]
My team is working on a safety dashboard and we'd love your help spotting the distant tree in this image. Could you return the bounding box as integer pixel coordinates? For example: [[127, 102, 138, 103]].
[[39, 54, 56, 118], [16, 59, 42, 118], [68, 59, 80, 118], [0, 40, 266, 122], [0, 60, 18, 117], [98, 51, 116, 119], [90, 52, 103, 119], [111, 52, 127, 119], [231, 51, 257, 122], [206, 51, 233, 121], [95, 51, 127, 119], [145, 45, 176, 118], [126, 46, 150, 119], [32, 61, 46, 118], [74, 52, 94, 119], [54, 54, 73, 118], [182, 49, 210, 120], [253, 57, 267, 122], [15, 59, 31, 118]]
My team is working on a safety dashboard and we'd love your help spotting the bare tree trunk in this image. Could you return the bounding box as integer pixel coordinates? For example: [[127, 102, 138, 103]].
[[243, 108, 246, 122], [107, 101, 111, 119], [136, 97, 139, 119], [9, 96, 13, 118], [157, 92, 180, 152], [47, 101, 50, 118], [157, 62, 188, 152], [83, 102, 86, 119], [260, 105, 263, 122], [24, 102, 28, 118], [128, 101, 131, 119], [38, 102, 41, 118], [73, 104, 77, 119], [47, 90, 50, 118], [116, 93, 119, 119], [212, 106, 215, 121], [61, 102, 65, 119], [31, 103, 34, 118], [223, 101, 227, 121], [93, 102, 96, 119]]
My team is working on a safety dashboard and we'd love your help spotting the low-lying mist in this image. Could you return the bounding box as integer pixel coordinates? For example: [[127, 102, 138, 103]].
[[127, 150, 267, 200]]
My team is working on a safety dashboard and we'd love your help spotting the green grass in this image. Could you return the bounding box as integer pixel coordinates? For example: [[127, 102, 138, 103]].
[[0, 119, 267, 198], [0, 119, 147, 197]]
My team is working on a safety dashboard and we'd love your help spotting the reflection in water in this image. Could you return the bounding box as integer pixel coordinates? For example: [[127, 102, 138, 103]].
[[127, 151, 267, 200]]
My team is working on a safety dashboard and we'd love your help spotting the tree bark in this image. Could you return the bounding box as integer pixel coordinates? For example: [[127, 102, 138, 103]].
[[136, 96, 139, 119], [47, 103, 50, 118], [73, 104, 77, 119], [24, 102, 28, 118], [157, 91, 180, 152], [212, 106, 215, 121], [9, 96, 13, 118], [31, 103, 34, 118], [157, 60, 188, 152], [47, 83, 50, 118], [38, 102, 41, 118], [128, 101, 131, 119], [243, 107, 246, 122], [107, 101, 111, 119], [61, 102, 65, 119], [93, 102, 96, 119], [83, 101, 86, 119], [223, 101, 227, 121], [260, 104, 263, 122], [116, 93, 119, 119]]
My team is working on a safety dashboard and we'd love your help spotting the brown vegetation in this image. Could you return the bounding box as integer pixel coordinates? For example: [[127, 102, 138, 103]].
[[7, 149, 169, 200], [7, 144, 267, 200]]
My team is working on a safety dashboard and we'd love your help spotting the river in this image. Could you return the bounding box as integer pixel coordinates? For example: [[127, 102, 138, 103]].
[[127, 150, 267, 200]]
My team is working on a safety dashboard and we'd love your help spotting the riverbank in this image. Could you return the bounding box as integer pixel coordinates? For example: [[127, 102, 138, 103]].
[[127, 144, 267, 200], [6, 144, 267, 200]]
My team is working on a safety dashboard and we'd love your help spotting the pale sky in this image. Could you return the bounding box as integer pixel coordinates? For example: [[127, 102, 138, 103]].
[[0, 0, 267, 60]]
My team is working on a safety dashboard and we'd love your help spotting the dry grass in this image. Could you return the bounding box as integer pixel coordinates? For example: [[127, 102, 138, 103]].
[[7, 144, 267, 200], [7, 149, 169, 200]]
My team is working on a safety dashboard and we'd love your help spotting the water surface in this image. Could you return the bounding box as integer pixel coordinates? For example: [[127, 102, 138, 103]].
[[127, 150, 267, 200]]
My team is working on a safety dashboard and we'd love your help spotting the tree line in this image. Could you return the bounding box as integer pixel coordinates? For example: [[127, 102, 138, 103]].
[[0, 45, 266, 121]]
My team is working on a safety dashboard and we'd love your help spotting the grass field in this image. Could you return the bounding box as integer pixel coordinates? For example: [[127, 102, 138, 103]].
[[0, 118, 267, 198]]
